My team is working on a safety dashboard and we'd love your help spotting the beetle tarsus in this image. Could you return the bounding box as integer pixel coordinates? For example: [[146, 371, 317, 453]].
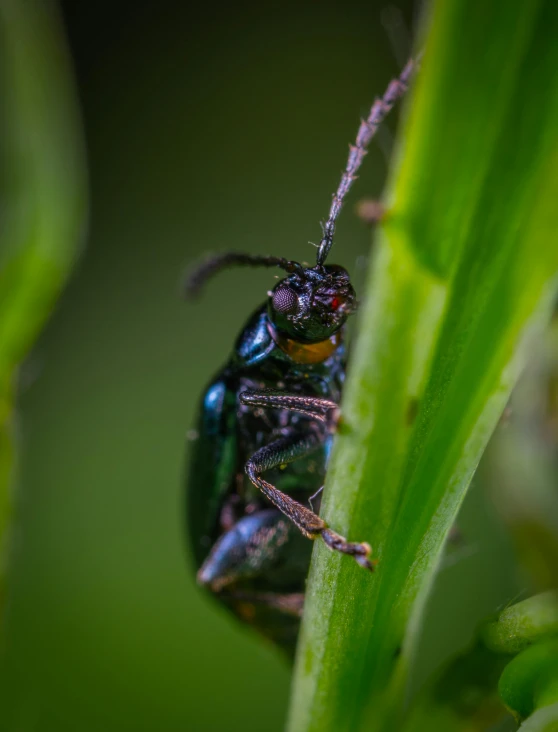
[[321, 529, 375, 571]]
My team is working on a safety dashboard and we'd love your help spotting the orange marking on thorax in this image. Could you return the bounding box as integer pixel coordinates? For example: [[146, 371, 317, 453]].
[[267, 322, 341, 364]]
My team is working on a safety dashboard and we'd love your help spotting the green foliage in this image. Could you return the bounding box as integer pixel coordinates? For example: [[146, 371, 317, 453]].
[[500, 640, 558, 722], [402, 593, 558, 731], [287, 1, 558, 730], [482, 593, 558, 656], [0, 0, 86, 619]]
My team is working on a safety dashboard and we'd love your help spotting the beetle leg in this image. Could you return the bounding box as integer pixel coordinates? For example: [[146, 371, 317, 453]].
[[240, 389, 338, 426], [245, 430, 374, 570], [224, 591, 305, 618], [198, 509, 307, 592]]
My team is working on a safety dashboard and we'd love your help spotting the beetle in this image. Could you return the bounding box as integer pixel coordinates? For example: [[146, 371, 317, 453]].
[[185, 58, 417, 654]]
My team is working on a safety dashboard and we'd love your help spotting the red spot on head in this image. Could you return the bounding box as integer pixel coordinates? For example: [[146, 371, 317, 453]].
[[331, 297, 340, 310]]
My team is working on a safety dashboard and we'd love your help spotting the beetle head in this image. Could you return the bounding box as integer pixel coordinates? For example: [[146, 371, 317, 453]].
[[268, 264, 356, 343]]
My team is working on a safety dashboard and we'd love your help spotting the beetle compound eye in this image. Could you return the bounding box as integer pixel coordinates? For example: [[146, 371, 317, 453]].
[[272, 286, 299, 315]]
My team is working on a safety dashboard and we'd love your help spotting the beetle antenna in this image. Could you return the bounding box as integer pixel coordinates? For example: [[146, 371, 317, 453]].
[[316, 55, 419, 266], [185, 252, 303, 298]]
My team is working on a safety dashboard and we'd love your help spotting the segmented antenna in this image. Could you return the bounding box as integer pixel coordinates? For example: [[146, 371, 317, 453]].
[[185, 252, 303, 298], [316, 56, 418, 266]]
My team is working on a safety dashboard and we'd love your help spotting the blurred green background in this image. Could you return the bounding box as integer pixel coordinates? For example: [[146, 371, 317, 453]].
[[0, 1, 525, 730]]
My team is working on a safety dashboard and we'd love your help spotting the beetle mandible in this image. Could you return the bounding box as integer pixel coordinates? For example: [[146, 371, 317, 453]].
[[186, 58, 417, 653]]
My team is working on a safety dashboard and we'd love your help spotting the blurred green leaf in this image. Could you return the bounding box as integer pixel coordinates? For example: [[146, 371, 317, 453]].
[[499, 640, 558, 721], [0, 0, 87, 616], [482, 593, 558, 656], [288, 1, 558, 730], [403, 592, 558, 731]]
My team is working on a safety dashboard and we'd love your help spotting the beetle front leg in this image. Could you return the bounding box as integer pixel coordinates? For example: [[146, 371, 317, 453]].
[[240, 389, 339, 426], [245, 430, 374, 570]]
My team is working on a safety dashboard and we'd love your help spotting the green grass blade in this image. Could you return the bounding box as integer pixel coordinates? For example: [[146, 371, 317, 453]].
[[0, 0, 87, 616], [287, 1, 558, 730]]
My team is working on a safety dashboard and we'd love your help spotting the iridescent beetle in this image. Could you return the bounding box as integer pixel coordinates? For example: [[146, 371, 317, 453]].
[[186, 59, 416, 654]]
